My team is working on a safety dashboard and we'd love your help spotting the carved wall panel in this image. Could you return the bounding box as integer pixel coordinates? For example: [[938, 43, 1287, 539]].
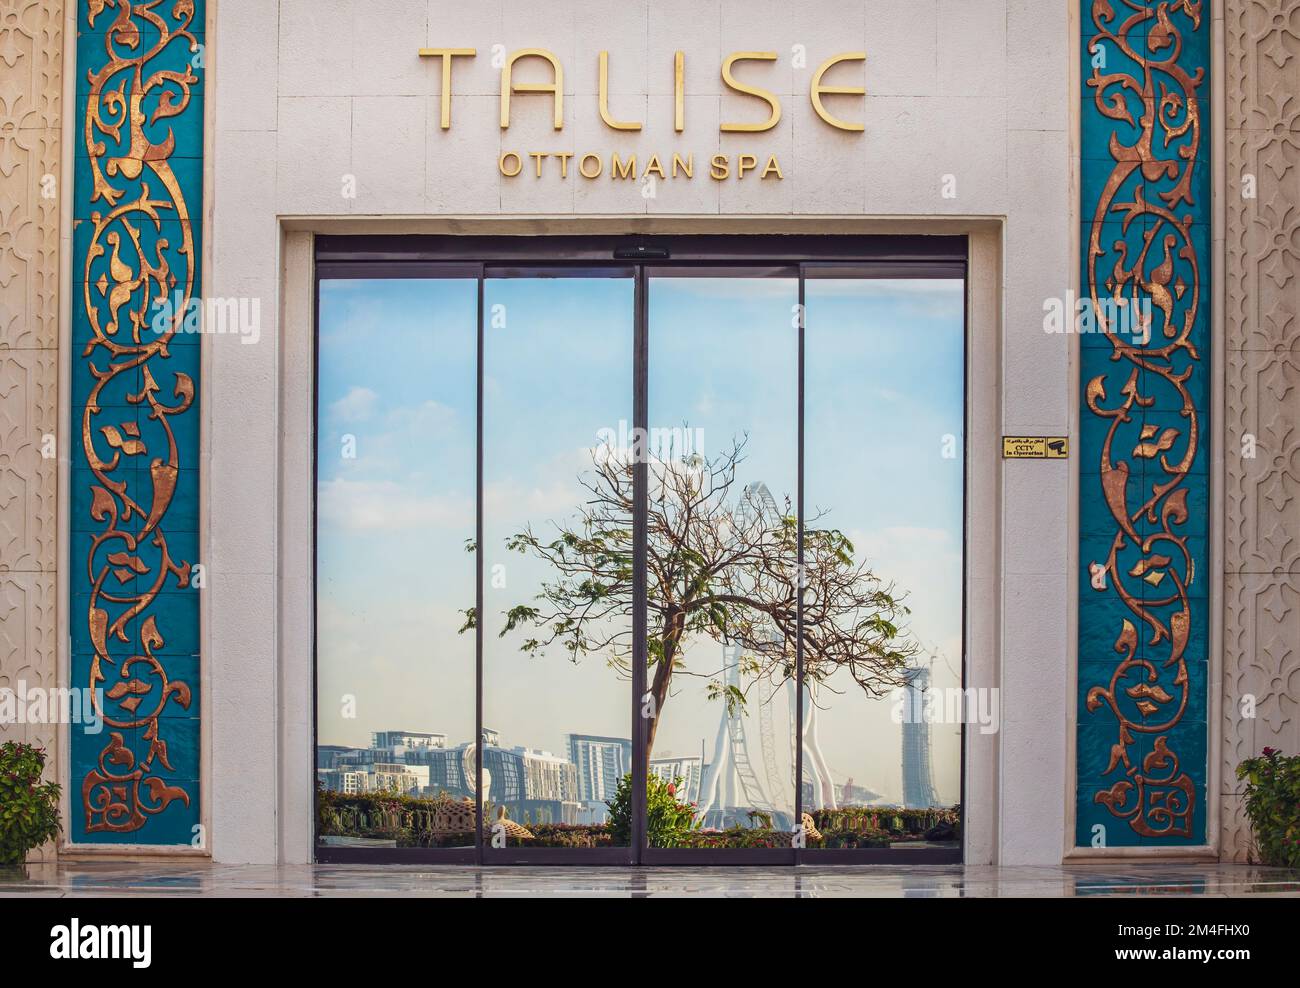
[[69, 0, 204, 845], [0, 0, 63, 861], [1222, 0, 1300, 862], [1076, 1, 1212, 848]]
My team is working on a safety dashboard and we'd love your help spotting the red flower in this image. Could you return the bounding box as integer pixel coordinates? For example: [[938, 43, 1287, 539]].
[[1262, 747, 1279, 757], [666, 783, 676, 797]]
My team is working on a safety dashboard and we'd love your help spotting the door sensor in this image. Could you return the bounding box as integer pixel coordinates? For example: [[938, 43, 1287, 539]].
[[613, 245, 670, 260]]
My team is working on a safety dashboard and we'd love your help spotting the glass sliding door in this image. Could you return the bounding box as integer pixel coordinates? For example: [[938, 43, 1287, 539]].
[[315, 276, 478, 851], [312, 239, 967, 864], [645, 272, 800, 852], [481, 272, 635, 856], [802, 272, 965, 852]]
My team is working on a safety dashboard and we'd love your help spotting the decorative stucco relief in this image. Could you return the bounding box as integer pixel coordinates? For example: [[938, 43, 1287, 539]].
[[1223, 0, 1300, 862], [0, 0, 63, 862]]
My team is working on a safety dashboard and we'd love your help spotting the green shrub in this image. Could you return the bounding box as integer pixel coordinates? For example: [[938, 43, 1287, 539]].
[[0, 742, 61, 866], [676, 827, 787, 849], [608, 773, 699, 848], [814, 827, 891, 849], [808, 805, 960, 840], [1236, 747, 1300, 868], [317, 788, 475, 848], [517, 824, 614, 848]]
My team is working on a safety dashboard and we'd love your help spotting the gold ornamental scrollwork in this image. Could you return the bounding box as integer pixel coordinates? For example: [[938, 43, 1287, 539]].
[[77, 0, 200, 834], [1082, 0, 1206, 840]]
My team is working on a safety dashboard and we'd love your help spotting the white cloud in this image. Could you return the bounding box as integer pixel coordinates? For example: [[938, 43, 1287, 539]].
[[329, 386, 378, 422], [385, 399, 456, 436], [318, 477, 473, 532]]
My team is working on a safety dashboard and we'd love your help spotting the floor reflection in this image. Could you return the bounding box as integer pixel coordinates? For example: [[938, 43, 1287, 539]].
[[2, 862, 1298, 898]]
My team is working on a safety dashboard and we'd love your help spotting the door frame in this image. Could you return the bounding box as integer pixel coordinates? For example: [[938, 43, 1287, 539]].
[[312, 234, 967, 866]]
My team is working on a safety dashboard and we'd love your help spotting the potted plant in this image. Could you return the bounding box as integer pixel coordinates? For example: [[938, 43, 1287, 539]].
[[0, 741, 62, 866], [1235, 747, 1300, 868]]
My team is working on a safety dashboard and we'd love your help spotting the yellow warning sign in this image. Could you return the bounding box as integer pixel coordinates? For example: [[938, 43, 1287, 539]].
[[1003, 437, 1069, 459], [1003, 436, 1046, 458]]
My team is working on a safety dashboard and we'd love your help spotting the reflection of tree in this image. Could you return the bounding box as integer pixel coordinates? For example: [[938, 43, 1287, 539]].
[[465, 435, 916, 768]]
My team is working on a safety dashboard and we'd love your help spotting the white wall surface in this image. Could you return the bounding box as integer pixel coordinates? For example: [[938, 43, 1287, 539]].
[[207, 0, 1073, 864]]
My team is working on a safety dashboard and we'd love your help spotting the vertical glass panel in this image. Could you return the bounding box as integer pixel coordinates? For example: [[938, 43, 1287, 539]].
[[315, 278, 478, 850], [482, 276, 634, 848], [803, 277, 964, 851], [646, 275, 799, 848]]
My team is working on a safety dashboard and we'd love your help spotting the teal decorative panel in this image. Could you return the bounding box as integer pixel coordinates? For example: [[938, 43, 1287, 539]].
[[69, 0, 204, 845], [1077, 1, 1210, 847]]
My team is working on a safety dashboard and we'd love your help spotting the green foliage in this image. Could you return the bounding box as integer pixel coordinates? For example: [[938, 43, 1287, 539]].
[[814, 828, 891, 849], [607, 773, 700, 848], [676, 827, 790, 849], [0, 741, 62, 866], [1236, 747, 1300, 868], [706, 681, 747, 717], [314, 787, 965, 852], [808, 805, 960, 839], [512, 824, 613, 848], [317, 788, 475, 849], [457, 606, 476, 633]]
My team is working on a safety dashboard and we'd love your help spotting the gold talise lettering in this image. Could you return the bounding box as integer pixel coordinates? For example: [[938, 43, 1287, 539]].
[[579, 153, 603, 178], [501, 49, 563, 130], [499, 151, 523, 176], [720, 52, 781, 132], [671, 152, 693, 178], [737, 153, 757, 178], [419, 48, 476, 129], [427, 46, 870, 138], [674, 51, 685, 132], [643, 154, 666, 180], [810, 52, 866, 132], [599, 51, 642, 131], [710, 154, 730, 180], [761, 154, 783, 179]]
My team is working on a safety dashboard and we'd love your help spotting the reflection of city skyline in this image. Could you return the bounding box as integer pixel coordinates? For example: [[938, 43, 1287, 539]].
[[318, 638, 960, 811], [319, 643, 947, 825], [319, 724, 935, 828]]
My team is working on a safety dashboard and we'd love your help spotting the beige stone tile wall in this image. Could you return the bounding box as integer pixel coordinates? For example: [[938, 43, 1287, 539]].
[[0, 0, 63, 862], [1222, 0, 1300, 863]]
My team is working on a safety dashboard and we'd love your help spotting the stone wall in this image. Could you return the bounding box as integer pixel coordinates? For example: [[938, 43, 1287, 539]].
[[0, 0, 63, 861], [1222, 0, 1300, 862]]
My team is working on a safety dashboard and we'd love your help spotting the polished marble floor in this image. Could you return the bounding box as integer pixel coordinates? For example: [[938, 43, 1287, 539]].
[[1, 861, 1298, 897]]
